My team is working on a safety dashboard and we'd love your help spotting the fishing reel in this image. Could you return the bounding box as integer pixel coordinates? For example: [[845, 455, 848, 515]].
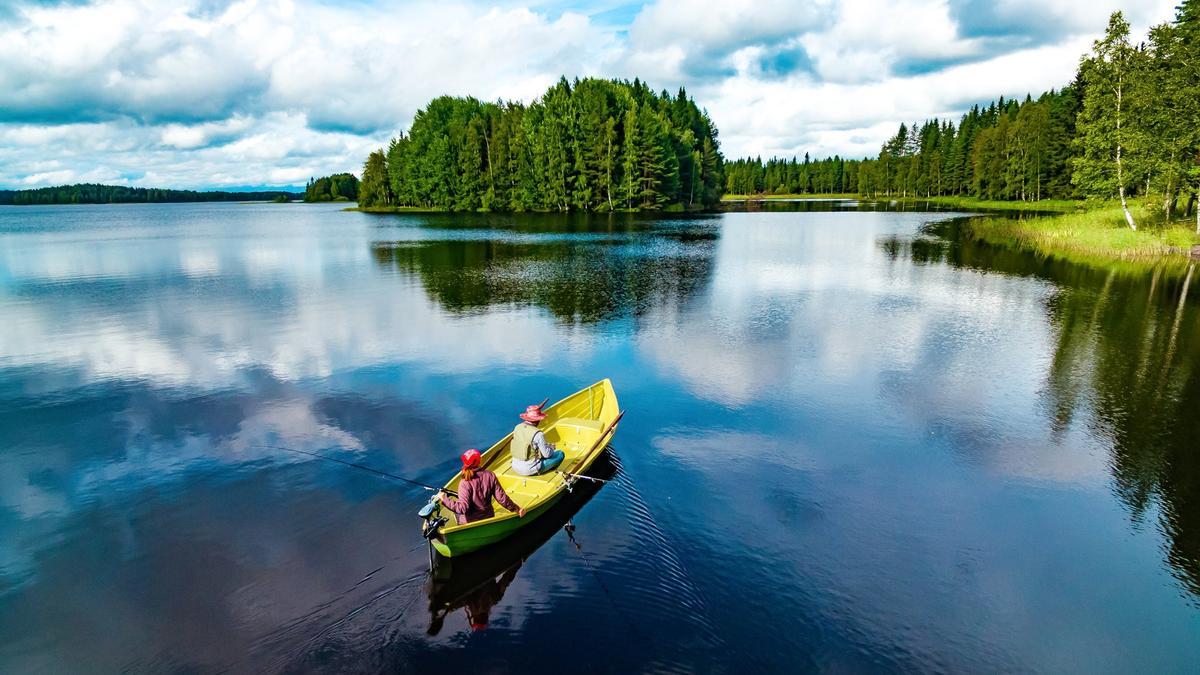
[[559, 471, 578, 493]]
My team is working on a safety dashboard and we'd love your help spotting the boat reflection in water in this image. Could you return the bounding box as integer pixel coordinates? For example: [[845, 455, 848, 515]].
[[425, 451, 618, 635]]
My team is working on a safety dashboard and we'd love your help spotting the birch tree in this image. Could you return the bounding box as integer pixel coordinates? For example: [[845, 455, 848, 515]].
[[1073, 12, 1144, 230]]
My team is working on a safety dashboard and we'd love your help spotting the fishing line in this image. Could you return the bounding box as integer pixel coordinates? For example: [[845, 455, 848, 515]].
[[563, 521, 651, 643], [266, 569, 431, 673], [254, 444, 456, 496], [605, 451, 726, 651]]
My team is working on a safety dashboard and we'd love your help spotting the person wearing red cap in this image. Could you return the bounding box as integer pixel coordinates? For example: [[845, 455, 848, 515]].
[[439, 449, 525, 524], [509, 403, 565, 476]]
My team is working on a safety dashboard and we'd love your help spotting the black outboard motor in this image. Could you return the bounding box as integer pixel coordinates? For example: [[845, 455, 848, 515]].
[[418, 496, 447, 569], [422, 515, 447, 541]]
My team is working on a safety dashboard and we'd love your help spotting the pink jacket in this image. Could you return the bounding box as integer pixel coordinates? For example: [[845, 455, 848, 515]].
[[439, 470, 520, 524]]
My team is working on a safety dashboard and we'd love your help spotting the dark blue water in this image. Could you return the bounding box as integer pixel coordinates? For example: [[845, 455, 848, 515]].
[[1, 201, 1198, 672]]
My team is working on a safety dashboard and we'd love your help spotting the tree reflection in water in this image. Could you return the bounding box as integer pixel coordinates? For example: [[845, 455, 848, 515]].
[[883, 218, 1200, 597], [370, 214, 719, 324]]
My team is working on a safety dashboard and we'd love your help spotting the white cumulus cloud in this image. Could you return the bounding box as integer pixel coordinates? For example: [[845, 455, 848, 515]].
[[0, 0, 1182, 189]]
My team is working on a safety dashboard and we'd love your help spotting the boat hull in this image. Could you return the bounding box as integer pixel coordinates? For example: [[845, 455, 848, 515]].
[[432, 489, 565, 557]]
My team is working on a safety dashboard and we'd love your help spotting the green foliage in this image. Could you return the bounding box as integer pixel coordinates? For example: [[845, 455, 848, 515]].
[[1072, 12, 1148, 218], [846, 91, 1081, 202], [374, 78, 724, 212], [304, 173, 359, 202], [724, 153, 860, 196], [357, 151, 391, 208], [0, 184, 299, 205], [730, 6, 1200, 230], [1144, 1, 1200, 222], [849, 7, 1200, 230]]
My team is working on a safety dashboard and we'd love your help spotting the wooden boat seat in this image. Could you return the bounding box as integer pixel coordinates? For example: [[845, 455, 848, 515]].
[[548, 417, 604, 449], [554, 417, 604, 432]]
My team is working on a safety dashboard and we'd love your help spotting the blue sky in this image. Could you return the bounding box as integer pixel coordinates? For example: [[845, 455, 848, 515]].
[[0, 0, 1178, 190]]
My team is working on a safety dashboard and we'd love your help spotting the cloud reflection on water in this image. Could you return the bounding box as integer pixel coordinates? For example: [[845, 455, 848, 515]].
[[2, 203, 1200, 671]]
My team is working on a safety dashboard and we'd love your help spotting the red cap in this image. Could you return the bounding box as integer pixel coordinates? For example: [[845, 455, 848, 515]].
[[461, 448, 482, 469]]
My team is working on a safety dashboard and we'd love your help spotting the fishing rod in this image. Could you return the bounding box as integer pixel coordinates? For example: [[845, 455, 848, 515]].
[[255, 444, 456, 497]]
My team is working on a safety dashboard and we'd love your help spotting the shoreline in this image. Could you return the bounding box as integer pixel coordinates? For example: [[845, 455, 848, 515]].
[[344, 203, 713, 214], [877, 195, 1080, 213], [721, 193, 858, 201], [723, 193, 1200, 266], [722, 193, 1080, 214]]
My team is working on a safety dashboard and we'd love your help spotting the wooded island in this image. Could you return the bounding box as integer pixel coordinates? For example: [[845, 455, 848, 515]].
[[304, 173, 358, 202], [355, 78, 724, 212]]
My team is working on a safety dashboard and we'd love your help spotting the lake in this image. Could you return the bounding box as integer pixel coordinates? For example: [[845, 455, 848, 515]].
[[1, 201, 1198, 672]]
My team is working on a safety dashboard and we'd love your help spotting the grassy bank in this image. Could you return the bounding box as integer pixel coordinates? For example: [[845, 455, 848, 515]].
[[966, 205, 1200, 266], [346, 203, 708, 214], [885, 195, 1081, 213], [722, 193, 1082, 213]]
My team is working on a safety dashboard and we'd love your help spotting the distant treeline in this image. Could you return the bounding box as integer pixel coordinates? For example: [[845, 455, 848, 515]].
[[357, 77, 725, 211], [731, 85, 1079, 203], [0, 183, 300, 205], [304, 173, 358, 202], [850, 84, 1084, 202], [724, 155, 863, 195], [855, 88, 1080, 202], [733, 5, 1200, 228]]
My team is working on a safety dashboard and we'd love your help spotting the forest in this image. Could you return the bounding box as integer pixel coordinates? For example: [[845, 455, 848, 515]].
[[356, 77, 725, 211], [724, 155, 862, 195], [0, 184, 299, 205], [733, 4, 1200, 229], [851, 86, 1080, 203], [304, 173, 358, 202]]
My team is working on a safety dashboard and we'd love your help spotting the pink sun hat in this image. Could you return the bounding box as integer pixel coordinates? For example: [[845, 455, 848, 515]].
[[519, 404, 547, 422]]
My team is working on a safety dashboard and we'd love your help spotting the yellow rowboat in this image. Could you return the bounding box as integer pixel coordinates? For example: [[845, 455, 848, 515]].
[[422, 379, 622, 558], [425, 453, 618, 635]]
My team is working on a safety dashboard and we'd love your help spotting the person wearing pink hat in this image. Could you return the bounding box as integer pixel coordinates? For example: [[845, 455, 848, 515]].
[[509, 403, 565, 476], [439, 449, 525, 524]]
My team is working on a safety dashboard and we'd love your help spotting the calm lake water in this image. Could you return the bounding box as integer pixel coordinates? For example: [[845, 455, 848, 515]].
[[1, 201, 1198, 673]]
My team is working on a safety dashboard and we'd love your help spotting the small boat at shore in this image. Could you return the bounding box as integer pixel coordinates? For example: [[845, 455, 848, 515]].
[[421, 379, 622, 558]]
